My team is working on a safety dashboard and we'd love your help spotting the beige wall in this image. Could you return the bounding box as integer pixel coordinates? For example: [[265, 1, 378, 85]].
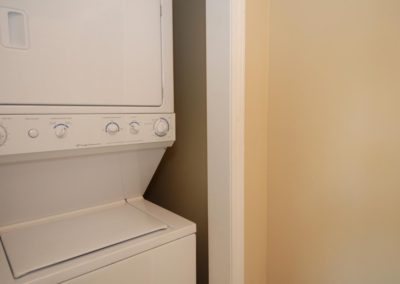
[[267, 0, 400, 283], [244, 0, 269, 283], [145, 0, 208, 283]]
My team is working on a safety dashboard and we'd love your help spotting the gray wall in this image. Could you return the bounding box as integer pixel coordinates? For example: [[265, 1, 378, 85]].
[[144, 0, 208, 283]]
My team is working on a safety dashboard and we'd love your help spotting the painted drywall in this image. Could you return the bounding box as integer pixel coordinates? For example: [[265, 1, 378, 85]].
[[244, 0, 269, 283], [144, 0, 208, 283], [267, 1, 400, 283]]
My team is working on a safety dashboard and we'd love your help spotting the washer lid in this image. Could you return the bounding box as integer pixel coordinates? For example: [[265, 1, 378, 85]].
[[1, 203, 167, 279]]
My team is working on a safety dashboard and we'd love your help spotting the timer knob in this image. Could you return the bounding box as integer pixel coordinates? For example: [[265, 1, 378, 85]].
[[106, 122, 120, 135], [54, 124, 68, 138], [154, 118, 169, 137], [0, 125, 8, 146], [129, 121, 140, 135]]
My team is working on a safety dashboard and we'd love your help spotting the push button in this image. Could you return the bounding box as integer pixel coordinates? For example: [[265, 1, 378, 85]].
[[28, 128, 39, 139]]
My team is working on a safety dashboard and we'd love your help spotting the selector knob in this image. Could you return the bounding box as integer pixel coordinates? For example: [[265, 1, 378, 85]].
[[129, 121, 140, 135], [0, 125, 8, 146], [106, 122, 120, 135], [54, 124, 69, 138], [154, 118, 169, 137], [28, 128, 39, 139]]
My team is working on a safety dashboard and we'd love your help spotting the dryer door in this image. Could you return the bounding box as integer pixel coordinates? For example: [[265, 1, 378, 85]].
[[0, 0, 163, 107]]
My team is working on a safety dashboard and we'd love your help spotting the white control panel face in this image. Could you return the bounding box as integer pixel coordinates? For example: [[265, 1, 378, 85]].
[[0, 114, 175, 157]]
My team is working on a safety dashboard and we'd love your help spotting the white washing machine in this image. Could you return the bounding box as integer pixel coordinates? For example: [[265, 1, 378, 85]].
[[0, 0, 196, 283]]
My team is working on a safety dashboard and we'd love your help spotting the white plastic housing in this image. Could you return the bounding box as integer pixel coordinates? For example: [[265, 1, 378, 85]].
[[0, 199, 196, 284], [0, 113, 175, 160], [2, 204, 167, 278], [0, 148, 167, 226], [0, 0, 174, 114]]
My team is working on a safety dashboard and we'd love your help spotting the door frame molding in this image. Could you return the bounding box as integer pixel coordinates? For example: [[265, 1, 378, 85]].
[[206, 0, 246, 283]]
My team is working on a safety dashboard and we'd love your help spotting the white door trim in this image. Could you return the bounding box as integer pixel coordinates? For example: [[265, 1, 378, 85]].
[[206, 0, 245, 283]]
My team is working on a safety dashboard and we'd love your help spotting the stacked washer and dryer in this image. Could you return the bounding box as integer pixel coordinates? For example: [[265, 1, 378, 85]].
[[0, 0, 196, 283]]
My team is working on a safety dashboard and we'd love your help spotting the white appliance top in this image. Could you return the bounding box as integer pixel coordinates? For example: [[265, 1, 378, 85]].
[[1, 202, 167, 279], [0, 199, 196, 284]]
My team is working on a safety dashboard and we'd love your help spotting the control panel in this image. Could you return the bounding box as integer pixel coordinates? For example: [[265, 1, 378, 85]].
[[0, 114, 175, 157]]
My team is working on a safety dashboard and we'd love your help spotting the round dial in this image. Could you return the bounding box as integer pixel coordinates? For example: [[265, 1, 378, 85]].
[[0, 125, 8, 146], [54, 124, 68, 138], [129, 121, 140, 135], [154, 118, 169, 137], [106, 122, 120, 135], [28, 128, 39, 139]]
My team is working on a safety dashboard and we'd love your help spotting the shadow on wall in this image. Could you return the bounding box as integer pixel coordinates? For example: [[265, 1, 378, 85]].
[[144, 0, 208, 283]]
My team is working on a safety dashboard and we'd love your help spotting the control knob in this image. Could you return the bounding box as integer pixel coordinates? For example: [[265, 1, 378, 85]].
[[54, 124, 69, 138], [28, 128, 39, 139], [106, 122, 120, 135], [129, 121, 140, 135], [0, 125, 8, 146], [154, 118, 169, 137]]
